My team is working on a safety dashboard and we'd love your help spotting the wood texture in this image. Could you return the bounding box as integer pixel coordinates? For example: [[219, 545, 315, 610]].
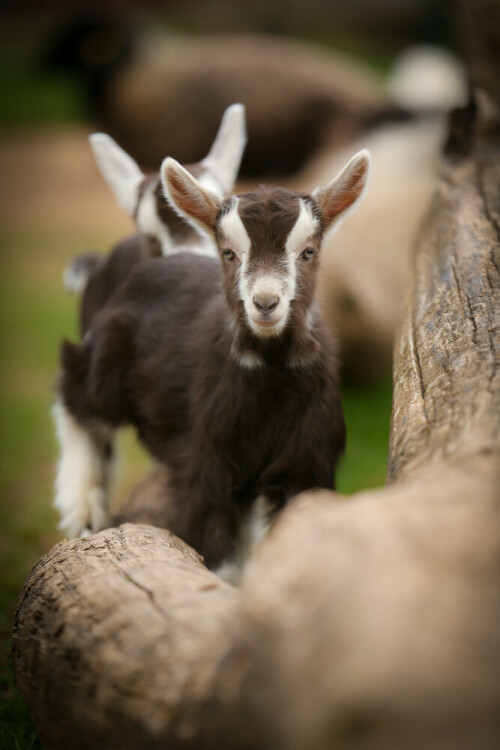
[[12, 524, 237, 749], [387, 102, 500, 481]]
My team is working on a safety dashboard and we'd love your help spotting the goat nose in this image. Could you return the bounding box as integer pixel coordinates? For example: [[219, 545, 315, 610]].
[[253, 295, 279, 313]]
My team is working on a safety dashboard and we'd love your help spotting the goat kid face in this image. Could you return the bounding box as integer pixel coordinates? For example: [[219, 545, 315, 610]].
[[161, 149, 371, 338], [215, 192, 322, 336], [88, 103, 246, 255]]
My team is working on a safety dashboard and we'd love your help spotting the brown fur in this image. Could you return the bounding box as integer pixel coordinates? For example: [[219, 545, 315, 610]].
[[59, 187, 347, 569]]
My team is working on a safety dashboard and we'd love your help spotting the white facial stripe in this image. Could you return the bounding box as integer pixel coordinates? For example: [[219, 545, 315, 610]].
[[219, 198, 251, 256], [219, 200, 273, 336], [219, 199, 253, 307], [285, 199, 319, 264], [136, 181, 173, 255], [280, 199, 319, 320]]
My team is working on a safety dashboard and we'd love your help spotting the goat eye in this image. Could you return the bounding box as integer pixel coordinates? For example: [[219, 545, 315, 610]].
[[301, 247, 315, 260], [223, 249, 236, 261]]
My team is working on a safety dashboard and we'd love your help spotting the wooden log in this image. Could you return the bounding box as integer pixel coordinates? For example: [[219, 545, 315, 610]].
[[12, 93, 500, 747], [11, 524, 237, 749], [387, 100, 500, 482]]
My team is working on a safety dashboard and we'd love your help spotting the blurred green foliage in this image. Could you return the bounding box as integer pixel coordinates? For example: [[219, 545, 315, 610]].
[[338, 378, 392, 494], [0, 28, 86, 126]]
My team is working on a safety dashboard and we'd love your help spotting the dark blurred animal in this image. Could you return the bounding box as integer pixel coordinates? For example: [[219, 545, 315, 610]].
[[53, 149, 370, 578], [44, 17, 386, 177]]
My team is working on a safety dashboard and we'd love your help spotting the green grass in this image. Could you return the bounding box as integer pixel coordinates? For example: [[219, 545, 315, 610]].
[[0, 693, 40, 750], [0, 19, 86, 127], [338, 378, 392, 493], [0, 71, 85, 127]]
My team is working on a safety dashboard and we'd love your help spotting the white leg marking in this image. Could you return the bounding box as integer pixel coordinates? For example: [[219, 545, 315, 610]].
[[52, 400, 114, 538], [62, 258, 95, 294], [216, 495, 273, 584]]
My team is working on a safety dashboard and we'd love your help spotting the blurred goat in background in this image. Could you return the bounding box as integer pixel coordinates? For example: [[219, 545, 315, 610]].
[[43, 16, 388, 178]]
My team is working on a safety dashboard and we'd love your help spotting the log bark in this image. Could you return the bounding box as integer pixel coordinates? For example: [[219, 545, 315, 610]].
[[12, 524, 238, 749], [387, 101, 500, 482], [12, 9, 500, 745]]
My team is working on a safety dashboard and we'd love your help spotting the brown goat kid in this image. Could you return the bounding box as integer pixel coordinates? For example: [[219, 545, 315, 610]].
[[54, 150, 370, 578]]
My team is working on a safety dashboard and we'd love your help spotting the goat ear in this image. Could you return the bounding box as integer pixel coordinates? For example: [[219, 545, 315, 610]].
[[89, 134, 144, 215], [201, 103, 247, 196], [314, 150, 371, 231], [161, 157, 222, 238]]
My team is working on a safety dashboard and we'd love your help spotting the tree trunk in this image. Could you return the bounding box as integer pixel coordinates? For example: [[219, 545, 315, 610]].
[[12, 7, 500, 746]]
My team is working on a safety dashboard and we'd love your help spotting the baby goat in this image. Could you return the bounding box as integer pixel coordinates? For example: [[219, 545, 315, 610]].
[[64, 103, 246, 296], [54, 149, 370, 577]]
